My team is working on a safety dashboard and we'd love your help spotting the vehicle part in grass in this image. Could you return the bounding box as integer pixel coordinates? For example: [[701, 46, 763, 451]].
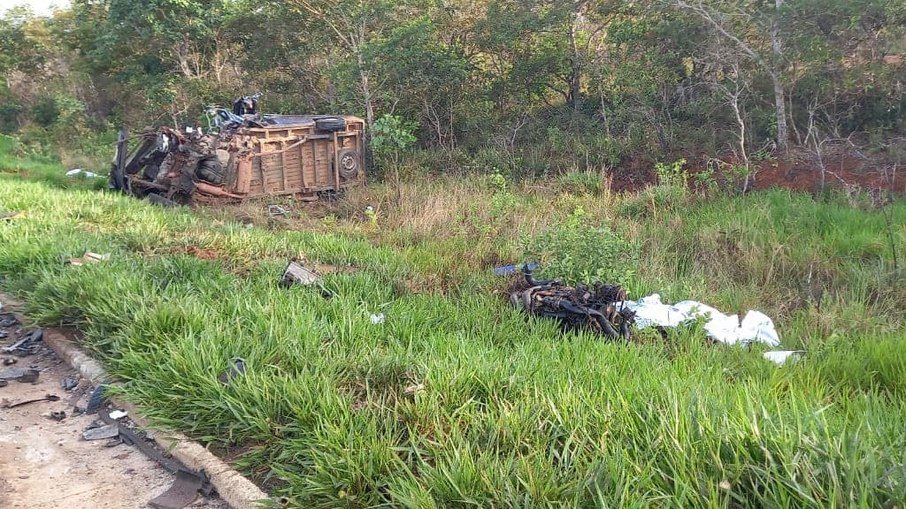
[[2, 393, 59, 408], [0, 367, 40, 383], [217, 358, 246, 386], [267, 204, 289, 217], [68, 252, 111, 266], [281, 261, 321, 286], [493, 261, 539, 276], [111, 98, 366, 204], [2, 329, 43, 356], [511, 267, 633, 340], [65, 169, 103, 178]]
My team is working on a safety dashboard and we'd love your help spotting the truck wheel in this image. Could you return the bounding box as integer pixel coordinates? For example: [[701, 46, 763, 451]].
[[336, 148, 360, 180], [195, 156, 224, 184], [315, 116, 346, 132]]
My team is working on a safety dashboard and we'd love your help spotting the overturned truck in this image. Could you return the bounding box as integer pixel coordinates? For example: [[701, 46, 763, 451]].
[[110, 100, 366, 204]]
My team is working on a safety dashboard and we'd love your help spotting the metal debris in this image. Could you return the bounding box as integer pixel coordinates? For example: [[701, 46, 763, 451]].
[[2, 328, 43, 355], [510, 267, 634, 340], [50, 410, 67, 421], [2, 394, 60, 408]]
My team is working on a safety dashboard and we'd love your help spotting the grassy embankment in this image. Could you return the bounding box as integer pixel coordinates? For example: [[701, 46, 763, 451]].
[[1, 134, 904, 507]]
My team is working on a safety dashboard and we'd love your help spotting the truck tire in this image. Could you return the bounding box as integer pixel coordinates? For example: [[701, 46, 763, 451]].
[[315, 116, 346, 132], [195, 156, 224, 184], [336, 148, 360, 180]]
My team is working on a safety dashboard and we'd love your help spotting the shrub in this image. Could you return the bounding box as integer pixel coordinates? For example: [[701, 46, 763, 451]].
[[522, 205, 637, 286]]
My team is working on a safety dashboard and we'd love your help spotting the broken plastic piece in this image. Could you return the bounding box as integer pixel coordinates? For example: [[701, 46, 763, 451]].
[[108, 409, 128, 420], [370, 313, 385, 324], [267, 204, 289, 217], [85, 385, 107, 414], [82, 423, 119, 441], [69, 252, 111, 266], [65, 169, 103, 178], [2, 328, 43, 355], [493, 261, 539, 276], [281, 261, 320, 286], [0, 367, 40, 383]]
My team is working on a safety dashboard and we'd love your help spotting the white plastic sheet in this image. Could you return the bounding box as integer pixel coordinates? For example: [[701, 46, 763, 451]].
[[617, 294, 781, 347]]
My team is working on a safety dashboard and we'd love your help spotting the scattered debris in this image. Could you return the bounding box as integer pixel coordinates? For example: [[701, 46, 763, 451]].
[[2, 328, 43, 355], [617, 294, 780, 346], [217, 358, 246, 386], [93, 407, 213, 509], [83, 423, 120, 441], [370, 313, 386, 325], [109, 409, 128, 420], [763, 350, 805, 366], [493, 261, 538, 276], [68, 252, 111, 266], [85, 385, 107, 414], [0, 366, 40, 383], [267, 204, 289, 217], [0, 380, 7, 388], [65, 168, 103, 178], [0, 211, 23, 220], [61, 376, 79, 391], [0, 312, 18, 327], [2, 393, 59, 408], [510, 267, 633, 339], [49, 410, 67, 421], [281, 260, 321, 286], [3, 357, 17, 365]]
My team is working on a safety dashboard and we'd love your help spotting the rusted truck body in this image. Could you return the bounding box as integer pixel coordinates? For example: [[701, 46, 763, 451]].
[[110, 109, 366, 204]]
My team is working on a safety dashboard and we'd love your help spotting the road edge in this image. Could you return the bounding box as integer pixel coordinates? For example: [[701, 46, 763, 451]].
[[1, 295, 271, 509]]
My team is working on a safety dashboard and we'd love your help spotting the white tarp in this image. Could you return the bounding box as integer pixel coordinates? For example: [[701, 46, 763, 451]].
[[617, 294, 781, 347]]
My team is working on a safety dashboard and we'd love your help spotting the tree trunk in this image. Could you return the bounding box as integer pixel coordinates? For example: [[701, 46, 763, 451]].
[[567, 5, 583, 111], [355, 49, 375, 130], [771, 0, 789, 151]]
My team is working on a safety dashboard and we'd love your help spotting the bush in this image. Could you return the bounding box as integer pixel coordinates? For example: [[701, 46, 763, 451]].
[[522, 205, 637, 286]]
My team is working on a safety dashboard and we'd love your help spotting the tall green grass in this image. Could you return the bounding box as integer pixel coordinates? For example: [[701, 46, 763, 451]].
[[1, 152, 904, 507]]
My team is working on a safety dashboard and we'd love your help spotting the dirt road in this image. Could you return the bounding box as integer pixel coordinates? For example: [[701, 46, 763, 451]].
[[0, 301, 227, 509]]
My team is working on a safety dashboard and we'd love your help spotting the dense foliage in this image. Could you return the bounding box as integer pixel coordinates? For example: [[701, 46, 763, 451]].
[[1, 0, 904, 175]]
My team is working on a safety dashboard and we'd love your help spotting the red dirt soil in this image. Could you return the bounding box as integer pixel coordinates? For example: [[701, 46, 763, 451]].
[[610, 151, 903, 195]]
